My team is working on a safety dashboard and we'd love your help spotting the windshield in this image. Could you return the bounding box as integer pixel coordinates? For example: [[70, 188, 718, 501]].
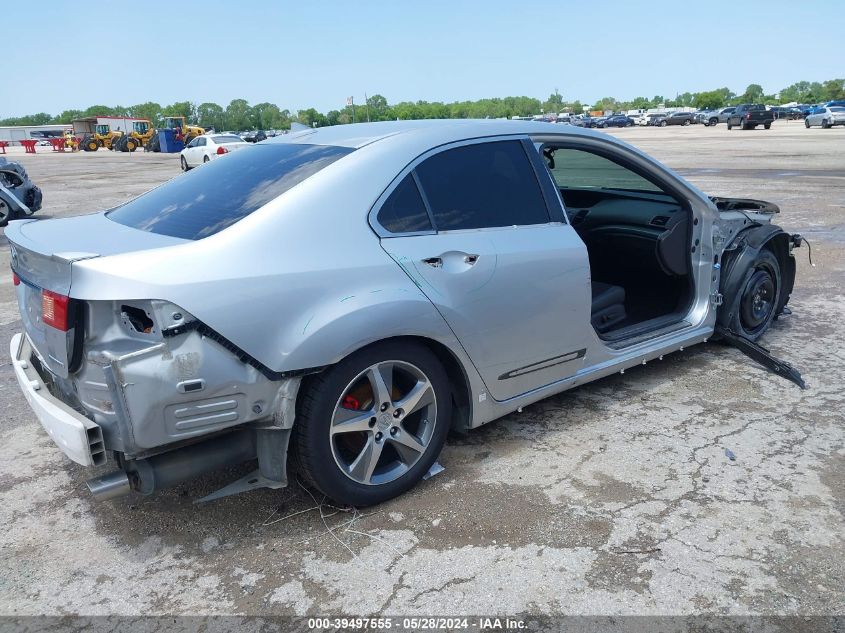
[[107, 143, 354, 240]]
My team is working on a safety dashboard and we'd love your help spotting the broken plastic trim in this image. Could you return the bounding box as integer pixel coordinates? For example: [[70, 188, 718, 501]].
[[162, 319, 324, 381], [715, 326, 806, 389]]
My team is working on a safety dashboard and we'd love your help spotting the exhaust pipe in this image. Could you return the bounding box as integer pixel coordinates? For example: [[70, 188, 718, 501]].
[[87, 471, 132, 501], [85, 430, 259, 501]]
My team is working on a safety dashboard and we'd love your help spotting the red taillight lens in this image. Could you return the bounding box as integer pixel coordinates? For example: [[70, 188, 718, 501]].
[[216, 146, 228, 155], [42, 290, 70, 331], [12, 272, 20, 286]]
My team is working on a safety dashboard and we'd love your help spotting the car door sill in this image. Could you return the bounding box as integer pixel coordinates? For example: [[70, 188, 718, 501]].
[[602, 318, 693, 350]]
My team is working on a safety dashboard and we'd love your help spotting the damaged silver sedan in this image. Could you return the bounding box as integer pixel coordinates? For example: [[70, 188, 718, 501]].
[[7, 120, 803, 506]]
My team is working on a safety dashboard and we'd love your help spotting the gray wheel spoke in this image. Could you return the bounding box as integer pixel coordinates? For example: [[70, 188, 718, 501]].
[[348, 435, 383, 484], [331, 410, 374, 435], [389, 430, 426, 463], [395, 379, 434, 416], [366, 364, 393, 407]]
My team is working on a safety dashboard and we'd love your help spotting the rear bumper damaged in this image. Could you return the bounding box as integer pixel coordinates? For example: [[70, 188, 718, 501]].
[[15, 299, 304, 500]]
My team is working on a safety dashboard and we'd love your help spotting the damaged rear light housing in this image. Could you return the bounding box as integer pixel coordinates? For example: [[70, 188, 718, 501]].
[[216, 146, 228, 155], [42, 290, 70, 331]]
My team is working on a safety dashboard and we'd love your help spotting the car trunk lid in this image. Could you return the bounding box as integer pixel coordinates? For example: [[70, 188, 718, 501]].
[[7, 213, 186, 378]]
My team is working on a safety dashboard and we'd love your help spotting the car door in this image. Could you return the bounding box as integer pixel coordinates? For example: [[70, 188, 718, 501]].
[[374, 138, 592, 402], [184, 137, 200, 165], [194, 137, 207, 163]]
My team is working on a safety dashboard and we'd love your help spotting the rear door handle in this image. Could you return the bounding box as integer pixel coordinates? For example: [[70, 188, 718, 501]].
[[463, 254, 479, 265], [422, 257, 442, 268]]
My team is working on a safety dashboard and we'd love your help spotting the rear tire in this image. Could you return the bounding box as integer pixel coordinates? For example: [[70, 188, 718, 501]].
[[709, 118, 718, 126], [0, 198, 11, 227], [822, 119, 831, 129], [727, 122, 733, 130], [203, 155, 210, 163], [727, 249, 782, 341], [683, 119, 690, 126], [764, 122, 771, 130], [293, 340, 452, 506], [659, 120, 667, 127], [805, 119, 811, 128], [180, 155, 189, 171]]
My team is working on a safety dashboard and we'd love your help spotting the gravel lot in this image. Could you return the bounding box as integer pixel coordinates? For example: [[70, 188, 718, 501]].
[[0, 122, 843, 618]]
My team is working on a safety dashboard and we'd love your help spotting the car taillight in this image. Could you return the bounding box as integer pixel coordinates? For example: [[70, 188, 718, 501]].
[[12, 271, 20, 286], [217, 146, 228, 155], [42, 290, 70, 331]]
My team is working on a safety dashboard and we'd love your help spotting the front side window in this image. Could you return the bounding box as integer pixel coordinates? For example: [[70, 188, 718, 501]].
[[415, 140, 549, 231], [108, 143, 353, 240], [377, 175, 433, 234], [545, 147, 663, 193]]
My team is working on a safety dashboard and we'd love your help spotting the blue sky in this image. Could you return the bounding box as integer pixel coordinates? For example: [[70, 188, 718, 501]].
[[3, 0, 843, 117]]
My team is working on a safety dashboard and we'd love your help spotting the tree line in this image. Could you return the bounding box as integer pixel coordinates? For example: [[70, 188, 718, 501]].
[[2, 79, 843, 130]]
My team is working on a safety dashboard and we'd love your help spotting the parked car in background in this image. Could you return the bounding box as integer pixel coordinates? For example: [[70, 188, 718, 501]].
[[805, 106, 845, 128], [770, 106, 803, 120], [180, 134, 249, 170], [727, 104, 775, 130], [645, 113, 669, 126], [0, 158, 42, 226], [597, 115, 634, 128], [702, 107, 736, 126], [7, 119, 801, 507], [824, 100, 845, 108], [658, 111, 695, 126], [694, 110, 715, 124], [571, 116, 598, 128]]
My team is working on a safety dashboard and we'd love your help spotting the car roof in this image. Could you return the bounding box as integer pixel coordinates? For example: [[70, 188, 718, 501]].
[[264, 119, 606, 149]]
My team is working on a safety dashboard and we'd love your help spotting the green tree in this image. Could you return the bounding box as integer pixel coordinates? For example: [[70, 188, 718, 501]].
[[693, 90, 727, 110], [164, 101, 197, 123], [127, 102, 162, 125], [196, 102, 224, 130], [225, 99, 252, 130]]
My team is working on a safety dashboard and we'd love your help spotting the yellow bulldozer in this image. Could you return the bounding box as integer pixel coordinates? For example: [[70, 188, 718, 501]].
[[112, 120, 155, 152], [80, 124, 121, 151]]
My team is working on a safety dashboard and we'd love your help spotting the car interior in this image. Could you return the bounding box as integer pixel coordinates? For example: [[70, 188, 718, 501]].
[[540, 145, 693, 341]]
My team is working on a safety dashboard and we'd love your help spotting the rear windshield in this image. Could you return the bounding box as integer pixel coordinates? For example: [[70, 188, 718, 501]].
[[107, 143, 353, 240], [212, 135, 244, 144], [830, 107, 845, 113]]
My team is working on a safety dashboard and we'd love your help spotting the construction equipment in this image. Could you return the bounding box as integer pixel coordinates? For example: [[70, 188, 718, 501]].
[[145, 116, 204, 152], [80, 124, 121, 152], [163, 116, 204, 144], [113, 120, 154, 152]]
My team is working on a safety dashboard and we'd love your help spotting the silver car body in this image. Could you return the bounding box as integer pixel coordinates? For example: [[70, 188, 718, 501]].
[[6, 119, 796, 498], [805, 106, 845, 128]]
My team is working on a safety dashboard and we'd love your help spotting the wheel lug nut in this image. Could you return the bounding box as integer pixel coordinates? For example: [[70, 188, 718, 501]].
[[380, 403, 389, 412], [369, 417, 376, 428], [393, 409, 402, 418], [390, 427, 398, 436], [375, 432, 383, 441]]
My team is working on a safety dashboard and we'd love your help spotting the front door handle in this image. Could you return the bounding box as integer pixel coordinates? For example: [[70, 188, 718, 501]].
[[463, 254, 479, 265], [422, 257, 442, 268]]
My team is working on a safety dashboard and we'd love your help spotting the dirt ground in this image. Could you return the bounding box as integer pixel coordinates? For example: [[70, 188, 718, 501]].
[[0, 121, 843, 618]]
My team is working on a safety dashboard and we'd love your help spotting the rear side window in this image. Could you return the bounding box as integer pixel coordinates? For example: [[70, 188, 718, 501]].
[[107, 143, 353, 240], [377, 175, 433, 233], [415, 140, 549, 231]]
